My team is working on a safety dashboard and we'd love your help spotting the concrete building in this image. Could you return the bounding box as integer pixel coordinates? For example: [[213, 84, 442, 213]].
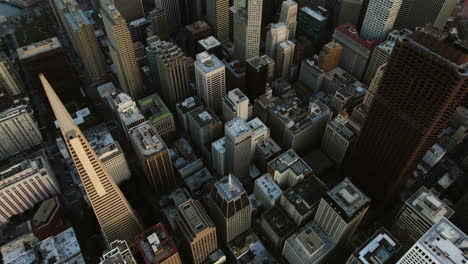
[[314, 178, 370, 244], [62, 3, 106, 82], [0, 152, 60, 224], [333, 23, 379, 81], [282, 221, 335, 264], [184, 21, 212, 57], [146, 36, 163, 87], [85, 125, 131, 185], [232, 0, 263, 61], [198, 36, 223, 59], [395, 0, 457, 30], [248, 118, 270, 155], [206, 0, 230, 42], [279, 175, 327, 226], [184, 168, 214, 197], [318, 41, 342, 72], [254, 173, 282, 209], [360, 0, 402, 40], [225, 60, 246, 92], [280, 0, 298, 39], [337, 0, 364, 26], [0, 53, 24, 96], [261, 206, 296, 249], [112, 92, 146, 134], [297, 6, 328, 47], [254, 137, 282, 172], [136, 223, 182, 264], [176, 96, 204, 134], [390, 187, 454, 250], [225, 118, 253, 180], [222, 88, 251, 122], [101, 1, 143, 99], [246, 55, 275, 99], [41, 75, 142, 245], [275, 40, 295, 79], [397, 218, 467, 264], [209, 175, 251, 242], [299, 58, 325, 92], [188, 108, 223, 161], [265, 22, 289, 60], [211, 137, 226, 177], [0, 98, 43, 160], [346, 228, 400, 264], [152, 41, 193, 110], [149, 8, 170, 41], [321, 113, 356, 165], [130, 121, 176, 193], [176, 199, 217, 264], [267, 149, 313, 189], [331, 81, 367, 113], [138, 93, 176, 143], [195, 52, 226, 113], [100, 240, 136, 264]]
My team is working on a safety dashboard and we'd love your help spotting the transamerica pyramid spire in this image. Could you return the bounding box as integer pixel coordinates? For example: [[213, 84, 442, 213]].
[[40, 74, 142, 245]]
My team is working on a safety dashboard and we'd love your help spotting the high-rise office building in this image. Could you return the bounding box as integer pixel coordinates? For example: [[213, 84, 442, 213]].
[[176, 199, 217, 264], [0, 53, 24, 96], [0, 151, 60, 224], [222, 88, 251, 122], [318, 41, 342, 72], [0, 98, 43, 160], [41, 74, 142, 245], [157, 0, 182, 33], [232, 0, 263, 61], [346, 228, 400, 264], [397, 218, 466, 264], [314, 178, 370, 244], [149, 8, 170, 41], [279, 0, 298, 40], [195, 52, 226, 113], [153, 41, 193, 110], [275, 41, 295, 79], [184, 21, 212, 57], [101, 1, 143, 99], [321, 113, 356, 165], [188, 107, 223, 161], [297, 6, 328, 47], [176, 96, 204, 134], [395, 0, 457, 30], [337, 0, 364, 26], [265, 22, 289, 60], [390, 187, 454, 250], [137, 93, 176, 143], [135, 223, 182, 264], [299, 58, 325, 91], [146, 36, 162, 88], [360, 0, 402, 40], [332, 23, 379, 81], [206, 0, 230, 42], [225, 118, 253, 180], [209, 175, 251, 242], [211, 137, 226, 177], [345, 27, 468, 205], [130, 121, 175, 192], [245, 55, 275, 100], [109, 0, 144, 21], [111, 92, 146, 135]]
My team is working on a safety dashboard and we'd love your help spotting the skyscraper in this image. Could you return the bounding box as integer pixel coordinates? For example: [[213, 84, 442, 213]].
[[40, 74, 142, 245], [225, 118, 253, 180], [337, 0, 364, 26], [265, 22, 289, 60], [176, 199, 217, 264], [149, 8, 170, 41], [279, 0, 298, 40], [209, 175, 251, 242], [232, 0, 263, 61], [362, 41, 394, 85], [195, 52, 226, 113], [297, 6, 328, 47], [130, 121, 175, 192], [245, 55, 275, 100], [394, 0, 457, 30], [314, 178, 370, 244], [206, 0, 230, 42], [275, 41, 295, 79], [318, 41, 342, 72], [0, 53, 24, 96], [360, 0, 402, 40], [109, 0, 144, 21], [153, 41, 193, 110], [157, 0, 182, 33], [346, 27, 468, 205], [101, 1, 143, 99]]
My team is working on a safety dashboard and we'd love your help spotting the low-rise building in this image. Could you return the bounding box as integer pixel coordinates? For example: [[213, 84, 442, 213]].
[[136, 223, 182, 264], [111, 92, 145, 135], [254, 173, 282, 209], [267, 149, 313, 189], [261, 206, 295, 249], [254, 137, 282, 172]]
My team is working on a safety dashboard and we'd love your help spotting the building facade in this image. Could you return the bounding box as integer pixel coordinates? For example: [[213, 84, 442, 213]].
[[279, 0, 298, 39], [232, 0, 263, 61], [206, 0, 230, 42], [0, 53, 24, 96], [195, 52, 226, 113], [360, 0, 402, 40], [225, 118, 253, 180]]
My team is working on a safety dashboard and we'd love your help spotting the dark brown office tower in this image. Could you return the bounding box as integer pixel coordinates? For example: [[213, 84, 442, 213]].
[[345, 27, 468, 206], [293, 36, 314, 68]]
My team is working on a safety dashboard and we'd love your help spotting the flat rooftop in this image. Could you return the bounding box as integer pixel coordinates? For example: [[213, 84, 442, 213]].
[[212, 137, 225, 153], [136, 223, 178, 264], [185, 168, 213, 194], [84, 124, 122, 161], [138, 93, 172, 124], [262, 206, 295, 238], [17, 37, 62, 60], [255, 173, 282, 201], [195, 52, 224, 73], [176, 96, 203, 114], [248, 118, 269, 138], [130, 122, 166, 157], [226, 88, 248, 105], [0, 153, 46, 189], [283, 175, 327, 216], [112, 93, 144, 126], [256, 137, 282, 158], [300, 6, 326, 22], [178, 199, 212, 236], [335, 23, 379, 50], [199, 36, 221, 50], [247, 55, 273, 69], [225, 117, 252, 138], [407, 187, 454, 224], [354, 228, 400, 264], [39, 227, 83, 263], [214, 175, 246, 202], [327, 178, 370, 220], [189, 108, 221, 128], [268, 149, 312, 176]]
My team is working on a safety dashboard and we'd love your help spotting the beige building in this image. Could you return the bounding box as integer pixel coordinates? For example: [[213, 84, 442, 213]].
[[318, 41, 342, 72], [149, 7, 170, 41], [265, 22, 289, 60], [0, 53, 24, 96], [279, 0, 298, 40], [0, 151, 60, 224], [101, 1, 144, 99], [206, 0, 230, 42], [130, 121, 175, 192], [41, 75, 142, 245], [275, 40, 295, 79], [176, 199, 217, 264]]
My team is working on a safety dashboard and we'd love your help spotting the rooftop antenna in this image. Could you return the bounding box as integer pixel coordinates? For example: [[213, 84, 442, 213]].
[[228, 173, 235, 192]]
